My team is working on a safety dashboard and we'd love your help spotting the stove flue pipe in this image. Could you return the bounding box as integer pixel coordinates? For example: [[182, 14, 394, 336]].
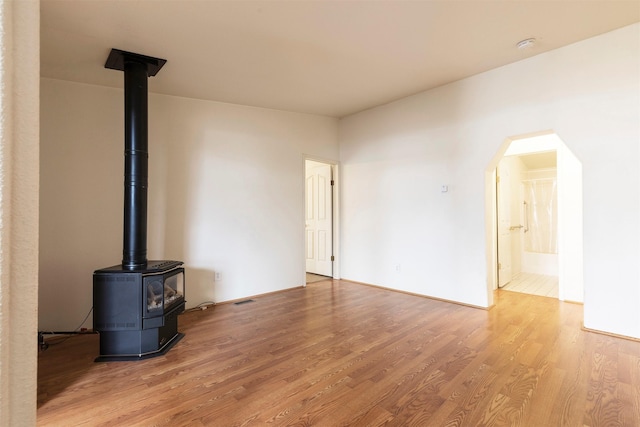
[[122, 59, 149, 269], [105, 49, 167, 270]]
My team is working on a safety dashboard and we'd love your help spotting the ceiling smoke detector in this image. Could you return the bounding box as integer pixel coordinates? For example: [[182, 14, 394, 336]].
[[516, 38, 536, 50]]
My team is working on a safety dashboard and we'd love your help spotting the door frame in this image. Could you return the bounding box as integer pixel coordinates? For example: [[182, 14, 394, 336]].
[[496, 162, 513, 288], [303, 156, 340, 284]]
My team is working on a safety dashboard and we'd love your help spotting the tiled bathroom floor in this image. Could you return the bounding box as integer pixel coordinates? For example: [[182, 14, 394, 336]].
[[501, 272, 559, 298], [306, 273, 332, 283]]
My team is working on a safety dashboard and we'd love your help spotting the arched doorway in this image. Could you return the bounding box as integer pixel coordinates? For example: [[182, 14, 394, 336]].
[[486, 132, 584, 303]]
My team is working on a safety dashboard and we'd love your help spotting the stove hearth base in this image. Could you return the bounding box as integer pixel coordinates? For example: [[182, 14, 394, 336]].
[[95, 332, 184, 362], [94, 301, 185, 362]]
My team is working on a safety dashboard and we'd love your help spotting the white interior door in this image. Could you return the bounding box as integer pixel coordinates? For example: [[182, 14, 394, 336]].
[[305, 160, 333, 276], [497, 165, 512, 287]]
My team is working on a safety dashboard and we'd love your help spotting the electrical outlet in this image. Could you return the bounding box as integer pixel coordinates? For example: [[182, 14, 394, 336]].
[[214, 271, 222, 281], [395, 264, 401, 273]]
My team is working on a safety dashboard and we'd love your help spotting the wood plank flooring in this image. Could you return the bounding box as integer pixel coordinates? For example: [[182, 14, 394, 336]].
[[37, 280, 640, 426]]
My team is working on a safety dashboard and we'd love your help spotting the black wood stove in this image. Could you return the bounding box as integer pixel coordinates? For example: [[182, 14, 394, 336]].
[[93, 49, 185, 362]]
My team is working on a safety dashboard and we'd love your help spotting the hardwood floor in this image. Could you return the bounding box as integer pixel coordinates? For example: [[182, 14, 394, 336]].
[[37, 280, 640, 426]]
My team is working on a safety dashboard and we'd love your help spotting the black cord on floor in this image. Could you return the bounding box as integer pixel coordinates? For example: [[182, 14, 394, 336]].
[[184, 301, 216, 312], [39, 306, 95, 351]]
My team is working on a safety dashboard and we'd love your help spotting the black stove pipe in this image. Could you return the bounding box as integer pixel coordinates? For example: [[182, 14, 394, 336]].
[[105, 49, 167, 270], [122, 59, 149, 269]]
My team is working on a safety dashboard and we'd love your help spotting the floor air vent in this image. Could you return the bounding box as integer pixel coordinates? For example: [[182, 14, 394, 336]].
[[234, 299, 255, 305]]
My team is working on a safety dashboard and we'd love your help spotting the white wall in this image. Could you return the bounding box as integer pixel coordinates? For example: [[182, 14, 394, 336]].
[[339, 24, 640, 338], [39, 79, 338, 330]]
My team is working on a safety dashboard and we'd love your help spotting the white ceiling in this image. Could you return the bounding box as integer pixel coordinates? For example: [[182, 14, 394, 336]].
[[41, 0, 639, 118], [517, 151, 557, 170]]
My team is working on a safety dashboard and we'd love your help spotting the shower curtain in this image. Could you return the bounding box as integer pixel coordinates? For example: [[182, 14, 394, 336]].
[[524, 178, 557, 254]]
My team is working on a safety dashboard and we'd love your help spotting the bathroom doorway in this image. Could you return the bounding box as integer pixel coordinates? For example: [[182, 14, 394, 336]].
[[488, 133, 584, 302], [497, 149, 559, 297]]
